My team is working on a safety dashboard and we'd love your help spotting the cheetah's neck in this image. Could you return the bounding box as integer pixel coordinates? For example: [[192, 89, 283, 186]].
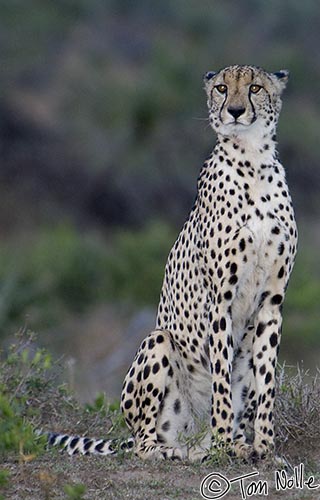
[[215, 130, 278, 167]]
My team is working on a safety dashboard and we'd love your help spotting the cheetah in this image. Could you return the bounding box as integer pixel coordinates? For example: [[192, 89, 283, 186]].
[[50, 65, 297, 462]]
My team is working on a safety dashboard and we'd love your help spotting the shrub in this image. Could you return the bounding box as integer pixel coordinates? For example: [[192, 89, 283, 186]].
[[0, 223, 176, 334]]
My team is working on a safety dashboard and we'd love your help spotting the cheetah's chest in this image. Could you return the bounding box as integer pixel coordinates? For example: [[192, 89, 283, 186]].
[[203, 166, 296, 342]]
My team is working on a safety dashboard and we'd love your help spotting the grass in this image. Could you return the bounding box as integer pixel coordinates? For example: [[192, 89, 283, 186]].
[[1, 331, 320, 499], [275, 364, 320, 465]]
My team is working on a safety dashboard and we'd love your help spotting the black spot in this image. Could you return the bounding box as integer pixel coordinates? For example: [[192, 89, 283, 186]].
[[278, 242, 285, 255], [277, 266, 285, 279], [215, 360, 221, 374], [220, 317, 226, 331], [152, 362, 160, 374], [173, 399, 181, 414], [156, 334, 164, 343], [239, 238, 246, 252], [256, 322, 266, 337], [218, 383, 224, 395], [224, 291, 232, 300], [143, 365, 151, 379], [230, 263, 237, 275], [269, 333, 278, 348], [229, 275, 238, 285], [127, 381, 134, 393], [265, 372, 272, 384], [162, 355, 169, 367], [161, 421, 170, 432], [271, 294, 283, 305], [137, 354, 144, 365], [124, 399, 133, 410], [259, 364, 266, 375], [148, 338, 155, 349]]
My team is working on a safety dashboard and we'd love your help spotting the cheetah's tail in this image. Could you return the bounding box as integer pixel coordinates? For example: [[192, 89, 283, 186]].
[[42, 431, 134, 456]]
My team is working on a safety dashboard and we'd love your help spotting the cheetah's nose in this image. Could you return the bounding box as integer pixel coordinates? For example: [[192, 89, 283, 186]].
[[227, 107, 246, 120]]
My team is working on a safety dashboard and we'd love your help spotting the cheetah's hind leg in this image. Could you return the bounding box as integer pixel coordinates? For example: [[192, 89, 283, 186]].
[[121, 330, 196, 461]]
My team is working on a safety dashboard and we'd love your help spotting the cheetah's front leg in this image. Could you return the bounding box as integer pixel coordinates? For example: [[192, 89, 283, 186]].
[[209, 308, 234, 450], [251, 298, 283, 458]]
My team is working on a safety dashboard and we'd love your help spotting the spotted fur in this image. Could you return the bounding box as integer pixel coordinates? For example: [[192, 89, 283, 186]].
[[50, 65, 298, 462]]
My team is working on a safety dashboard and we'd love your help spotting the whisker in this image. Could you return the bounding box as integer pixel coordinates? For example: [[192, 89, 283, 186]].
[[192, 116, 209, 121]]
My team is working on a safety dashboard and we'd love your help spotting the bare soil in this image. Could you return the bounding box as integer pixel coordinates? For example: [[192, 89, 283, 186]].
[[3, 451, 320, 500]]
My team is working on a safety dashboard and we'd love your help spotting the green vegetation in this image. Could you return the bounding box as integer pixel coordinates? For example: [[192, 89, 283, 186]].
[[0, 1, 319, 496], [0, 332, 319, 498], [1, 0, 319, 230], [0, 470, 9, 500], [64, 483, 87, 500], [0, 333, 50, 460], [0, 224, 319, 364], [0, 331, 129, 498], [0, 223, 175, 333], [281, 247, 320, 362], [0, 330, 128, 443], [0, 0, 319, 366]]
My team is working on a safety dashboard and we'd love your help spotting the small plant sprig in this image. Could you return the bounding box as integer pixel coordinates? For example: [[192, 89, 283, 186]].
[[64, 483, 87, 500], [0, 329, 55, 459]]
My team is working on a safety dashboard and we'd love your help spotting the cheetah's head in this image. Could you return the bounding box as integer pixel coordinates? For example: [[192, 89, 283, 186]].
[[204, 65, 289, 140]]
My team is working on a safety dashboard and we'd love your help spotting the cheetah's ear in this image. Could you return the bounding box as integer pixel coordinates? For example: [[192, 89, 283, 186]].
[[203, 71, 217, 93], [204, 71, 217, 82], [273, 69, 289, 91]]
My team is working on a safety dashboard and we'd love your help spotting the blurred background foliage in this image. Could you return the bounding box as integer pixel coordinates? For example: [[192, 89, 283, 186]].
[[0, 0, 319, 385]]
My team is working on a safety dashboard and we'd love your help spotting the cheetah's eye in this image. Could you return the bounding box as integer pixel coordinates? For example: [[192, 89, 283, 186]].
[[215, 84, 227, 94], [250, 84, 262, 94]]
